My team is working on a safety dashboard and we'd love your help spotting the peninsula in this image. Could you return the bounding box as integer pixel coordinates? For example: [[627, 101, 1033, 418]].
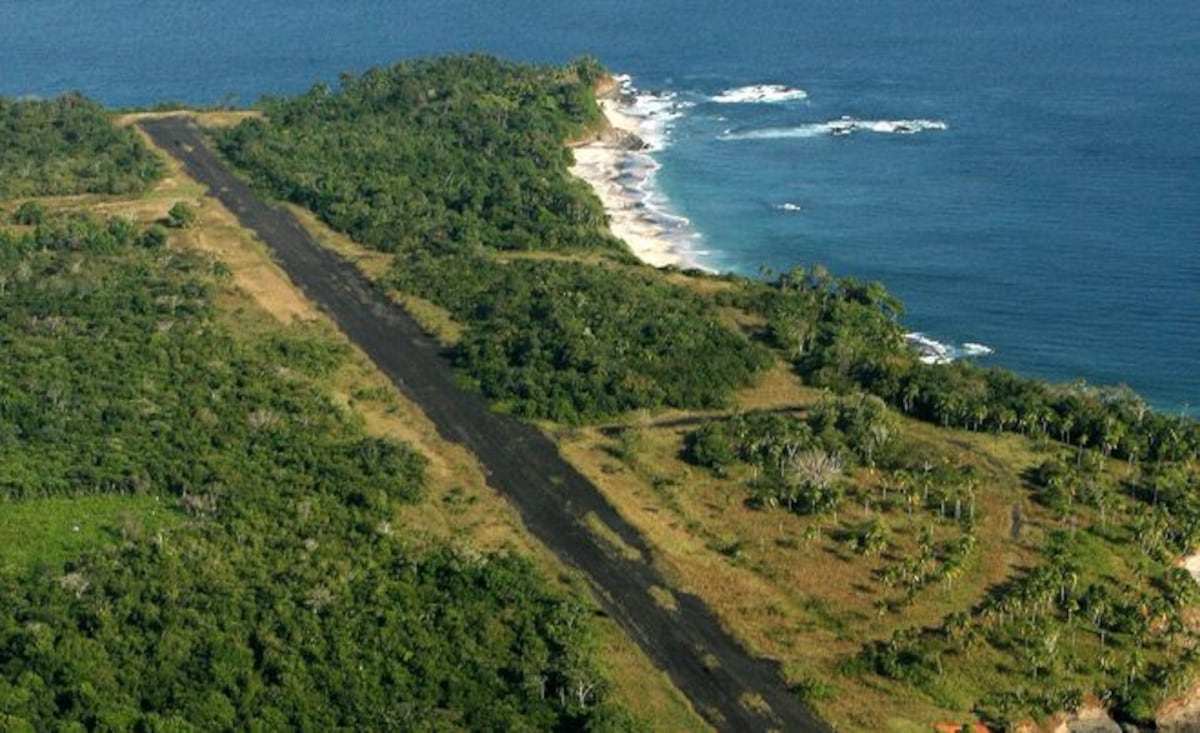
[[1, 55, 1197, 732]]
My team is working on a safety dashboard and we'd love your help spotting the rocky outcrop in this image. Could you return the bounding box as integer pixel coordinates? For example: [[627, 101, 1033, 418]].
[[1157, 682, 1200, 732], [602, 126, 648, 150], [1051, 706, 1121, 733]]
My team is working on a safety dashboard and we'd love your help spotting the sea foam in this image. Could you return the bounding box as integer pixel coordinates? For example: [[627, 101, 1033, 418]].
[[711, 84, 808, 104], [960, 342, 995, 357], [721, 117, 948, 141], [615, 75, 692, 152], [906, 333, 993, 365]]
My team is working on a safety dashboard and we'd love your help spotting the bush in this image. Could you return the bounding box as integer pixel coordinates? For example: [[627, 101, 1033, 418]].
[[11, 201, 45, 225], [166, 201, 196, 228], [0, 93, 164, 197], [139, 224, 168, 248], [685, 422, 738, 474]]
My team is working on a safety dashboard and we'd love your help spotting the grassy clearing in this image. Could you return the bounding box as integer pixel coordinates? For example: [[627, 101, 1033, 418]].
[[592, 613, 713, 732], [184, 202, 323, 324], [561, 364, 1200, 730], [0, 495, 178, 573], [556, 359, 1085, 730], [648, 584, 680, 612], [394, 293, 464, 346]]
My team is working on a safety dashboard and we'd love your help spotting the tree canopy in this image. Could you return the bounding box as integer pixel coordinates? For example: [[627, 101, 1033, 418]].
[[0, 93, 163, 198], [0, 214, 630, 730], [392, 251, 771, 422], [218, 55, 617, 256]]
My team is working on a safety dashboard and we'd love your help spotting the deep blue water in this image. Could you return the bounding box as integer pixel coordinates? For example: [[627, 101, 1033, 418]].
[[2, 1, 1196, 413]]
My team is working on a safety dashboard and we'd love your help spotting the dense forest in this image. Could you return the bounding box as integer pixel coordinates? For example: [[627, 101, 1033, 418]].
[[218, 55, 617, 256], [215, 55, 1199, 728], [0, 113, 633, 729], [0, 93, 162, 197], [392, 251, 770, 422]]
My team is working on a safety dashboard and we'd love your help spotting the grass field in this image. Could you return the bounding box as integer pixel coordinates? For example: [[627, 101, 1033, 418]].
[[565, 413, 973, 729], [554, 375, 1199, 729]]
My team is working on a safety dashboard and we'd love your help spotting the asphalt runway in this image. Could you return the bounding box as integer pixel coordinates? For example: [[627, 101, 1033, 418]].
[[140, 115, 828, 733]]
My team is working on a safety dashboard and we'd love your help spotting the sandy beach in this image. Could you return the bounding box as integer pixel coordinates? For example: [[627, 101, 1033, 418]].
[[570, 95, 690, 269]]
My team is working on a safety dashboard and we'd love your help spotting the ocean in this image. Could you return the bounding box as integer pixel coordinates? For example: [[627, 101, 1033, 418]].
[[2, 1, 1196, 413]]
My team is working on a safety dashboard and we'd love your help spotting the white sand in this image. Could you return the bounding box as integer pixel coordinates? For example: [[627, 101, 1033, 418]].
[[570, 98, 689, 269], [1185, 552, 1200, 584]]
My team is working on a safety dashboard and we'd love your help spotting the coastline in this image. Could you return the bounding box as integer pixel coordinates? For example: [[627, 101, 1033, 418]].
[[570, 83, 692, 269], [569, 81, 998, 365]]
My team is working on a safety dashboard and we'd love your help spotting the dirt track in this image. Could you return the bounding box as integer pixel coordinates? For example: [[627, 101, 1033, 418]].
[[139, 116, 829, 733]]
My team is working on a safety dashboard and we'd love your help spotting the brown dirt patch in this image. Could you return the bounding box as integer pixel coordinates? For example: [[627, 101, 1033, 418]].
[[118, 110, 262, 128]]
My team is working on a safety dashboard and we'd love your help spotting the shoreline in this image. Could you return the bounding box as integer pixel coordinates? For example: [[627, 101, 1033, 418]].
[[570, 85, 693, 269]]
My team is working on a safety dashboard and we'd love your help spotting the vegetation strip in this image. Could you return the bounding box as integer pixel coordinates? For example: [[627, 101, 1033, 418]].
[[139, 115, 828, 732]]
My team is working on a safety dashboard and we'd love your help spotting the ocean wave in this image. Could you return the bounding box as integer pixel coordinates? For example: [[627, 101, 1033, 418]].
[[721, 125, 827, 141], [720, 116, 948, 141], [711, 84, 808, 104], [906, 333, 993, 365], [960, 342, 995, 357], [852, 118, 948, 135], [614, 75, 692, 152]]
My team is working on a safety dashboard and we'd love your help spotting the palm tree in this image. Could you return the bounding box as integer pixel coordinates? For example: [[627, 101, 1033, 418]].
[[1058, 415, 1075, 445], [780, 265, 807, 292], [808, 263, 832, 292], [970, 404, 988, 432], [996, 407, 1016, 433], [865, 421, 892, 467], [1100, 417, 1121, 458], [1016, 411, 1031, 436], [901, 381, 920, 415]]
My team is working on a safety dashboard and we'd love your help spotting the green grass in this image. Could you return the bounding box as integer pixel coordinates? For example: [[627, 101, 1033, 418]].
[[0, 495, 178, 573]]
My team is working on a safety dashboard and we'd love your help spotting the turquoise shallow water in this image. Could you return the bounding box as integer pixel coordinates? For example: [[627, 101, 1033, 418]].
[[3, 1, 1196, 413]]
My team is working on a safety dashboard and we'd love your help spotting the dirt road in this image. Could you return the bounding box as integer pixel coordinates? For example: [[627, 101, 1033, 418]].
[[139, 115, 828, 733]]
